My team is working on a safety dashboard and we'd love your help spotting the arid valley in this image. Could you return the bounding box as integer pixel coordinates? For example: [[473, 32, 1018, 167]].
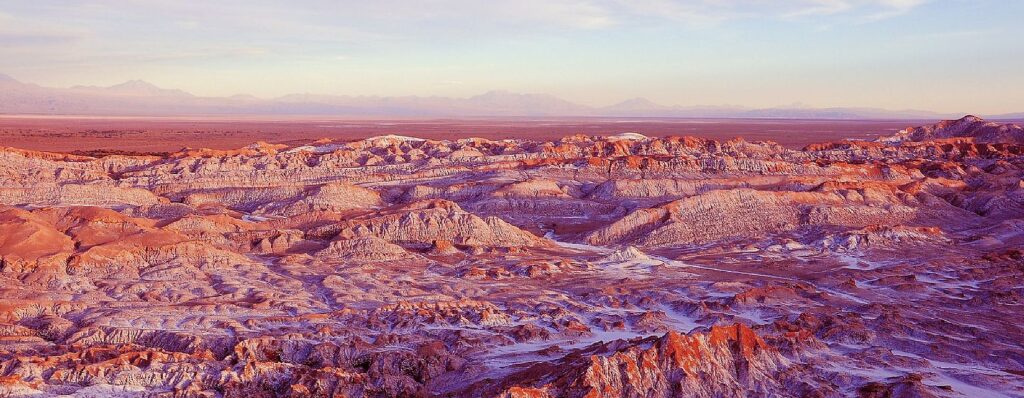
[[0, 115, 1022, 397], [6, 0, 1024, 396]]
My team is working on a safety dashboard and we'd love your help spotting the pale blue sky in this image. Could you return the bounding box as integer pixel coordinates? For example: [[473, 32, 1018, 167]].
[[1, 1, 1021, 113]]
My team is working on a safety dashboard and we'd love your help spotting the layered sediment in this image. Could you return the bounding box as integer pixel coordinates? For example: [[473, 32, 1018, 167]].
[[1, 116, 1022, 397]]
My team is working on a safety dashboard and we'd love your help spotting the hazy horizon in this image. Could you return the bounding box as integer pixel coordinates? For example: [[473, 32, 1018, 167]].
[[5, 72, 1019, 119], [2, 1, 1023, 115], [0, 72, 972, 112]]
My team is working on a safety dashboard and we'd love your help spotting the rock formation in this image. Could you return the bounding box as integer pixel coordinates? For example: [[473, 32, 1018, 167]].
[[1, 117, 1023, 397]]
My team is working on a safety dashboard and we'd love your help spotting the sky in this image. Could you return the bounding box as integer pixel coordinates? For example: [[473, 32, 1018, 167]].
[[1, 0, 1022, 114]]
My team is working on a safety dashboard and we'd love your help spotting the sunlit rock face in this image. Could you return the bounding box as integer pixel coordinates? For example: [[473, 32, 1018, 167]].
[[1, 117, 1023, 397]]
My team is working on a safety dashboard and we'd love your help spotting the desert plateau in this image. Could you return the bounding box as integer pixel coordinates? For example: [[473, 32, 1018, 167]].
[[4, 1, 1024, 396], [0, 115, 1022, 397]]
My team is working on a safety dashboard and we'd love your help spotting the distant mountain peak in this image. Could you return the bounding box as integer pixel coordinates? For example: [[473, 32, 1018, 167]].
[[618, 97, 660, 106], [98, 80, 193, 97], [110, 79, 160, 89], [471, 90, 555, 100], [64, 79, 192, 99], [0, 73, 17, 83], [228, 94, 261, 101], [606, 97, 666, 110], [466, 90, 588, 114]]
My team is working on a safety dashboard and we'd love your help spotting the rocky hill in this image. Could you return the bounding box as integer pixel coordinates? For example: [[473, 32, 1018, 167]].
[[0, 116, 1022, 397]]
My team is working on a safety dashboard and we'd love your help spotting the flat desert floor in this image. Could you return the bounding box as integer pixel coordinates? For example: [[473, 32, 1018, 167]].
[[0, 115, 976, 152]]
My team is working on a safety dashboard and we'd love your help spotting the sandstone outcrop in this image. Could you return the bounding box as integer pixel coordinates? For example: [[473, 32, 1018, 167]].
[[484, 324, 834, 398], [1, 117, 1022, 397], [881, 115, 1024, 144], [316, 236, 416, 262]]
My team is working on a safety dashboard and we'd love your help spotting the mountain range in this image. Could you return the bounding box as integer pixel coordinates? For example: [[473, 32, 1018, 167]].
[[0, 74, 1019, 119]]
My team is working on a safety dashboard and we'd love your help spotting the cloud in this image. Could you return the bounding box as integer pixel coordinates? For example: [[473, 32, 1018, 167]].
[[864, 0, 929, 20], [315, 1, 616, 31], [501, 1, 615, 29], [0, 0, 934, 75], [607, 0, 929, 25], [0, 32, 80, 46], [0, 0, 930, 55], [0, 11, 87, 47]]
